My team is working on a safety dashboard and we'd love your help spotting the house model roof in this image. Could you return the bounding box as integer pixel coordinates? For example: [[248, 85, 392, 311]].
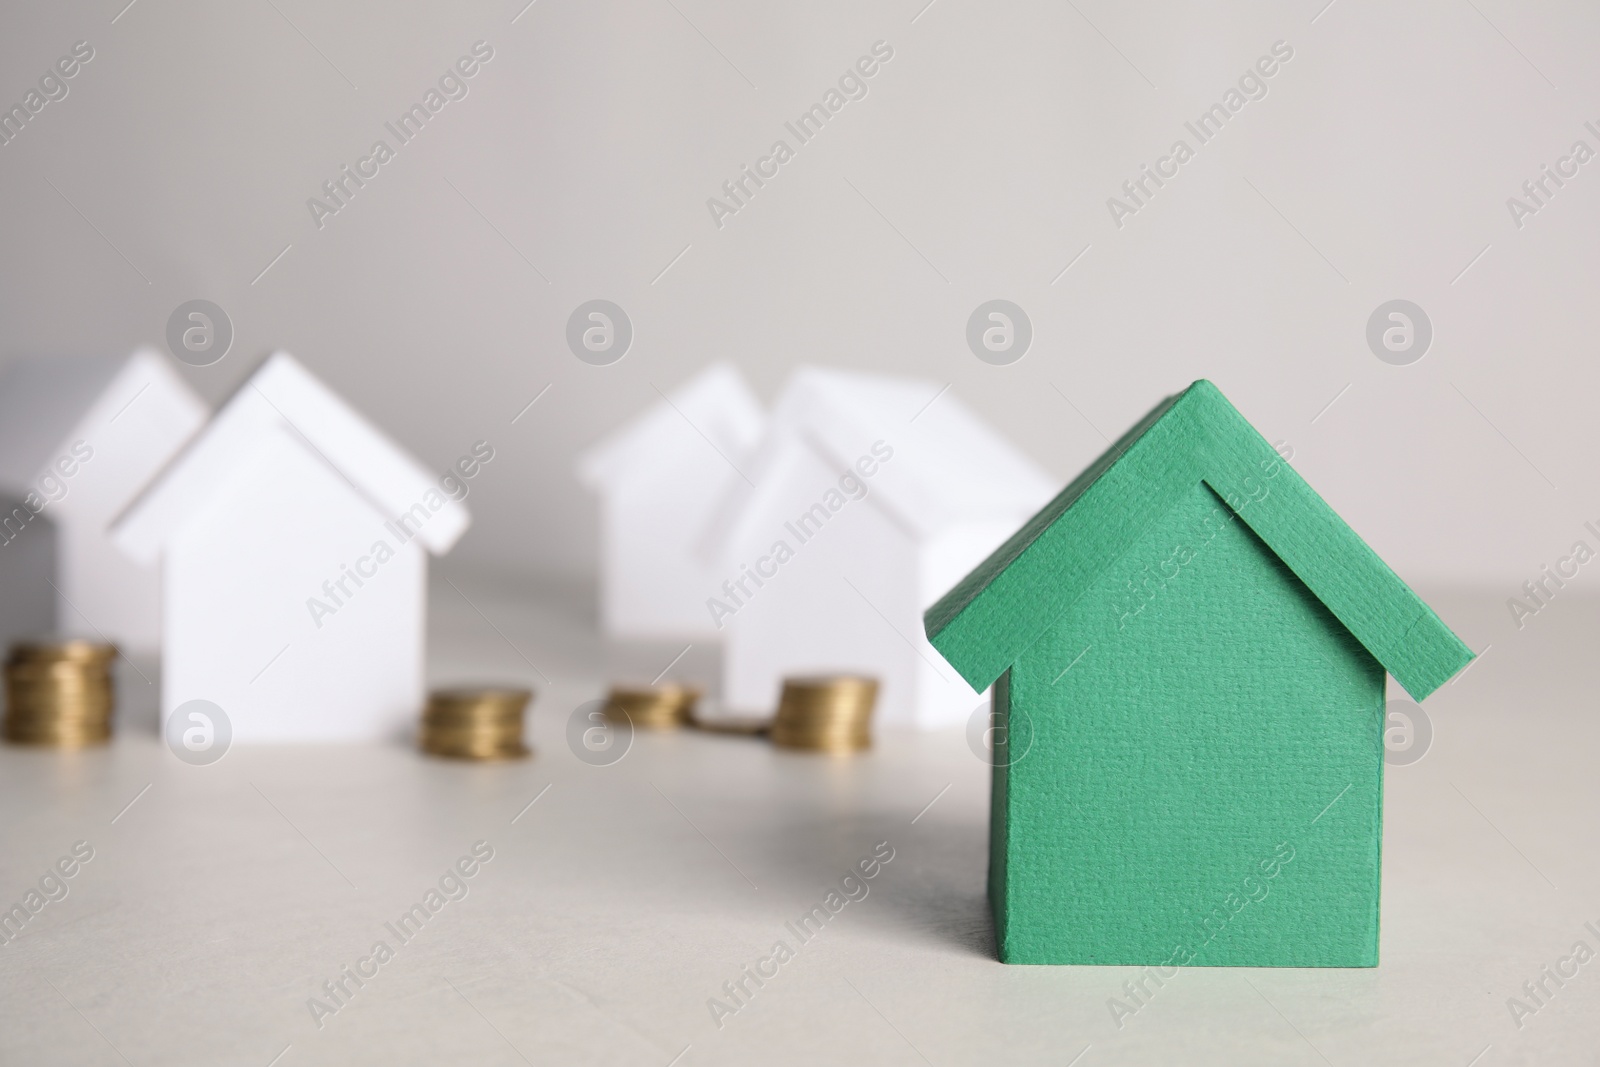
[[578, 363, 765, 491], [925, 379, 1473, 702], [114, 351, 468, 564], [712, 366, 1057, 552], [0, 350, 158, 492]]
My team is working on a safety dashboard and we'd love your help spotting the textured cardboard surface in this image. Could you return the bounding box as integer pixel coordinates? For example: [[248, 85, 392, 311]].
[[928, 381, 1472, 967], [925, 380, 1473, 702], [993, 481, 1385, 965]]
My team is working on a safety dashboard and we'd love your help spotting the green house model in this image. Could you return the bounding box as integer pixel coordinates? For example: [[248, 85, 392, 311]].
[[924, 380, 1472, 968]]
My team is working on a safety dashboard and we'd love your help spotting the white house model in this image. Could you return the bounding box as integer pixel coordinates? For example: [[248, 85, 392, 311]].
[[0, 349, 207, 653], [579, 363, 765, 639], [706, 367, 1057, 729], [113, 352, 469, 742]]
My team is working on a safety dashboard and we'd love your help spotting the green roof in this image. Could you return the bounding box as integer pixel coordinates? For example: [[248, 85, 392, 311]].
[[924, 380, 1473, 701]]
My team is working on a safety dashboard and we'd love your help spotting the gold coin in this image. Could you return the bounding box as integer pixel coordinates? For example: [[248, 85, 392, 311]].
[[770, 675, 878, 753], [3, 639, 118, 748], [7, 638, 117, 666], [419, 687, 532, 761], [603, 684, 699, 729]]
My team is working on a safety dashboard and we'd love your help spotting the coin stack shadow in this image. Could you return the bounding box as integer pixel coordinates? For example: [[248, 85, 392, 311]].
[[769, 676, 878, 753], [419, 688, 532, 760], [603, 684, 700, 729], [3, 639, 118, 747]]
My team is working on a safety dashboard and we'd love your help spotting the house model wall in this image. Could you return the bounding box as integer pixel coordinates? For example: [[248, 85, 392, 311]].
[[707, 366, 1057, 729], [113, 352, 469, 742], [925, 380, 1474, 967], [0, 349, 207, 653], [578, 363, 765, 640]]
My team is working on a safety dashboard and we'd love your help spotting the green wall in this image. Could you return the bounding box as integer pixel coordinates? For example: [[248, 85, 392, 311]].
[[994, 480, 1385, 967]]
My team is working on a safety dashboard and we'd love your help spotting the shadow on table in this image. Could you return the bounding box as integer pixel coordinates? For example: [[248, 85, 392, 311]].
[[734, 808, 996, 962]]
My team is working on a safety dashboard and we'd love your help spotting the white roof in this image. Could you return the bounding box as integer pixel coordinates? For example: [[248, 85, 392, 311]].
[[578, 363, 765, 491], [717, 365, 1056, 548], [114, 351, 469, 564], [0, 349, 178, 493]]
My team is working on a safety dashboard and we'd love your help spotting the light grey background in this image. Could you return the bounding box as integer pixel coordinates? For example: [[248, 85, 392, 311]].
[[1, 0, 1594, 602]]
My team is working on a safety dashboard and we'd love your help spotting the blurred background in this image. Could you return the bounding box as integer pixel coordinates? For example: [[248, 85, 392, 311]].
[[1, 0, 1594, 603]]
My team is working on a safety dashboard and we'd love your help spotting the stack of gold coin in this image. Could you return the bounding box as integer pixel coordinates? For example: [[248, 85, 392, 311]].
[[419, 687, 532, 760], [603, 684, 700, 729], [770, 676, 878, 753], [3, 639, 118, 747]]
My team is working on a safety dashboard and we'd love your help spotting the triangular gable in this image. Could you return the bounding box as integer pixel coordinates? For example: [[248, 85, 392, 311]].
[[578, 363, 765, 491], [759, 366, 1056, 540], [925, 380, 1472, 702], [114, 351, 468, 564], [0, 352, 137, 491]]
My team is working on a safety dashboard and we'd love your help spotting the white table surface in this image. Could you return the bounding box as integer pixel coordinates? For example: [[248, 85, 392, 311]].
[[0, 580, 1595, 1067]]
